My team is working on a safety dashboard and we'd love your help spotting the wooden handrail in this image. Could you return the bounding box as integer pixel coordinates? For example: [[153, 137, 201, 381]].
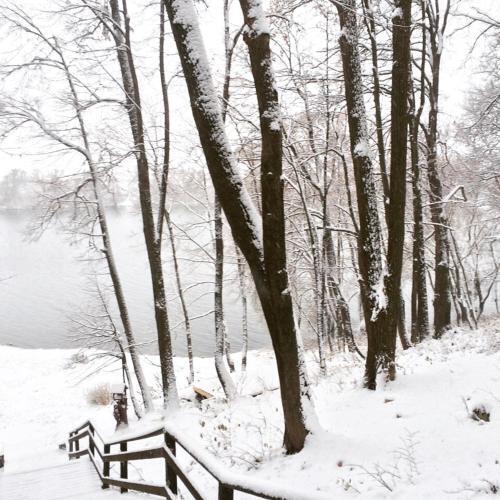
[[67, 420, 326, 500]]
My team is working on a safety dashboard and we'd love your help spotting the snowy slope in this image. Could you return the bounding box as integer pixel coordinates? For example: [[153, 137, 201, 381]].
[[0, 319, 499, 499]]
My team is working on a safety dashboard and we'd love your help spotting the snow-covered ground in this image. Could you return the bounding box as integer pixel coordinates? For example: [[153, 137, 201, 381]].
[[1, 319, 499, 499]]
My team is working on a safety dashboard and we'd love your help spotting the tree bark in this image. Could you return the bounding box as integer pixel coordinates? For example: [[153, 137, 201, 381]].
[[408, 7, 430, 343], [384, 0, 412, 375], [425, 1, 452, 338], [334, 0, 388, 389]]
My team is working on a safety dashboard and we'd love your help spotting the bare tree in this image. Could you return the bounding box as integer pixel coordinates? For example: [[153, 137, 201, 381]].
[[0, 6, 153, 413]]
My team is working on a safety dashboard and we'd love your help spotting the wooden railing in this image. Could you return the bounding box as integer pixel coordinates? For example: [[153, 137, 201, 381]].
[[68, 420, 288, 500]]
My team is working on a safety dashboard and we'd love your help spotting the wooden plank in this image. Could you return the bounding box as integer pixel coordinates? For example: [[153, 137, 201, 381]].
[[68, 430, 89, 443], [102, 477, 167, 497], [102, 443, 110, 489], [120, 442, 128, 493], [68, 449, 89, 459], [104, 446, 164, 462], [106, 427, 164, 446], [165, 434, 177, 494], [218, 484, 234, 500], [163, 445, 203, 500], [193, 386, 214, 400], [68, 420, 91, 435]]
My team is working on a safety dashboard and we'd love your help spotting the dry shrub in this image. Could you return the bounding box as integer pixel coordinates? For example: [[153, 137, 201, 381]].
[[86, 383, 112, 406]]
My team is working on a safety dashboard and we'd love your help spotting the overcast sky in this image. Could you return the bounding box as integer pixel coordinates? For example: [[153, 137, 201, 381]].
[[0, 0, 497, 180]]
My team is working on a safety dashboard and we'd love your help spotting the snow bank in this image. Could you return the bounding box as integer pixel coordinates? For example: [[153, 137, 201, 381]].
[[0, 319, 499, 498]]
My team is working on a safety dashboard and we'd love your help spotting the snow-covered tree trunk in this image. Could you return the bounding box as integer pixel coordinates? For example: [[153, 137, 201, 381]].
[[158, 2, 194, 385], [361, 0, 389, 205], [108, 0, 178, 409], [236, 249, 249, 371], [164, 0, 313, 453], [335, 0, 388, 389], [409, 6, 430, 343], [212, 0, 237, 398], [425, 0, 452, 338], [214, 197, 237, 399]]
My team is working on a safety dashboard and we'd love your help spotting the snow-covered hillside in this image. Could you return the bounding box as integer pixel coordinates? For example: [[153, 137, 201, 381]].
[[1, 320, 499, 499]]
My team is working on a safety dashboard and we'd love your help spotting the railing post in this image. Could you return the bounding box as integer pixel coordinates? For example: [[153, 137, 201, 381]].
[[120, 442, 128, 493], [69, 432, 74, 456], [218, 484, 234, 500], [75, 434, 80, 459], [165, 433, 177, 494], [102, 444, 110, 489], [88, 423, 95, 457]]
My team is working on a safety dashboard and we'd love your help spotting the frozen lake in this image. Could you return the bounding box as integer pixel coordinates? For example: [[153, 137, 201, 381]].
[[0, 208, 269, 356]]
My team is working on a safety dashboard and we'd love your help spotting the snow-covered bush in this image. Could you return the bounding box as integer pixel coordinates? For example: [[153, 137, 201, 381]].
[[65, 351, 89, 368]]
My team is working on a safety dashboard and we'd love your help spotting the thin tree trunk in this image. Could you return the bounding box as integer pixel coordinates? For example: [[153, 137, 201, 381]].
[[236, 249, 249, 371], [362, 0, 389, 204], [165, 209, 195, 383], [212, 0, 238, 397], [214, 197, 236, 399], [108, 0, 178, 408], [57, 40, 153, 413]]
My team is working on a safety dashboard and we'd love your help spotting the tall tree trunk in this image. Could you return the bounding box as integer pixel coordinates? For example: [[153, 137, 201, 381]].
[[408, 9, 430, 343], [425, 1, 452, 338], [362, 0, 389, 204], [164, 0, 312, 453], [384, 0, 412, 375], [108, 0, 178, 408], [334, 0, 388, 389], [158, 2, 194, 384], [212, 0, 238, 397]]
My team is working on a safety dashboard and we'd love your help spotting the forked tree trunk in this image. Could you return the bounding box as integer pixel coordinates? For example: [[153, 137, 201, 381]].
[[164, 0, 312, 453]]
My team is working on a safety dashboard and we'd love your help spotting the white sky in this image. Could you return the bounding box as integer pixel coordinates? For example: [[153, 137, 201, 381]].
[[0, 0, 497, 179]]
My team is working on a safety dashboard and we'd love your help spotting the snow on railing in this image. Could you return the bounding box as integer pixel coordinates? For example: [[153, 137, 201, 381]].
[[67, 419, 329, 500]]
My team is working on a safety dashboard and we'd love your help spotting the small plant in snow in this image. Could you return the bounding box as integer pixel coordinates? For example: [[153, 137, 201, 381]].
[[348, 430, 420, 492], [86, 383, 112, 406], [65, 350, 89, 368], [199, 398, 282, 469], [450, 479, 500, 495], [463, 396, 492, 423]]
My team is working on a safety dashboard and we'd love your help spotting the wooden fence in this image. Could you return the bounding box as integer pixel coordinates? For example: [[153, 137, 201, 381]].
[[68, 420, 284, 500]]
